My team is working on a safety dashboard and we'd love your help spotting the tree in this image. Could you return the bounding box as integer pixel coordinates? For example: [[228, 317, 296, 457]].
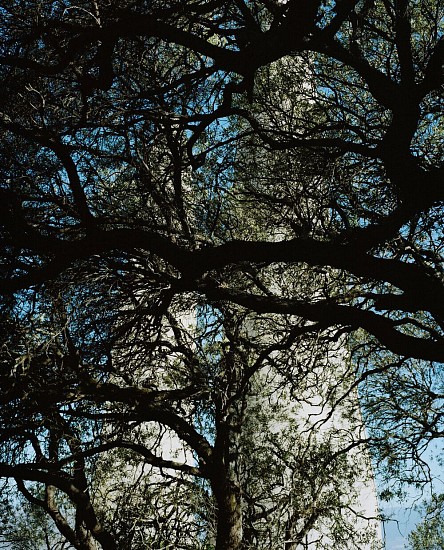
[[0, 297, 381, 549], [408, 494, 444, 550], [0, 481, 72, 550], [0, 1, 442, 549]]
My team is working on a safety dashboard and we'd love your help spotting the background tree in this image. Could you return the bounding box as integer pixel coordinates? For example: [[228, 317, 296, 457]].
[[408, 494, 444, 550]]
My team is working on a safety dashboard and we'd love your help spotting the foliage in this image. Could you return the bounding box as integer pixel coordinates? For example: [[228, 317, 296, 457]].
[[0, 482, 71, 550], [408, 494, 444, 550], [0, 1, 443, 549]]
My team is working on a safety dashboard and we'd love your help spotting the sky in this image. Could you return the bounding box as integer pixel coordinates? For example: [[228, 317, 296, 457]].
[[382, 506, 422, 549], [380, 441, 444, 549]]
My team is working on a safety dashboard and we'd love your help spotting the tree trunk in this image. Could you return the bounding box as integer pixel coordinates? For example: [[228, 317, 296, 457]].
[[212, 401, 244, 550], [213, 475, 243, 550], [211, 338, 246, 550]]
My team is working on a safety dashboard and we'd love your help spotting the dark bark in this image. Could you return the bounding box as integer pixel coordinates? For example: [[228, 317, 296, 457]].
[[213, 474, 243, 550], [211, 344, 245, 550], [0, 2, 443, 547]]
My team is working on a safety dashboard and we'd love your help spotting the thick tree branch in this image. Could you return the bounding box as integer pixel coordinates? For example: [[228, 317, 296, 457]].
[[0, 463, 116, 550], [57, 441, 204, 477], [201, 286, 444, 363]]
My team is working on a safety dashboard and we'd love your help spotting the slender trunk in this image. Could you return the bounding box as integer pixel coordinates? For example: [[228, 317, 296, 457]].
[[213, 474, 243, 550], [211, 333, 246, 550], [211, 396, 244, 550], [212, 403, 244, 550]]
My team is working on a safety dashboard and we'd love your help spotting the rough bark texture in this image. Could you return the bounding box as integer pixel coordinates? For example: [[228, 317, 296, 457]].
[[213, 476, 243, 550]]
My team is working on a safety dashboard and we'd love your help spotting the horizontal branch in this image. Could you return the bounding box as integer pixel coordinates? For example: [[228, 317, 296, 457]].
[[57, 440, 204, 477], [201, 286, 444, 363], [192, 238, 444, 318], [78, 381, 214, 465], [2, 227, 443, 318]]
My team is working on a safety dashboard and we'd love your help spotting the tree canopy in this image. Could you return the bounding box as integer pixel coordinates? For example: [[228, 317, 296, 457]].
[[0, 1, 443, 549], [0, 0, 443, 360]]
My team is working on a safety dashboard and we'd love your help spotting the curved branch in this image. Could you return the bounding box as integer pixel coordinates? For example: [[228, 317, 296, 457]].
[[0, 463, 116, 550], [202, 286, 444, 363], [57, 440, 205, 478]]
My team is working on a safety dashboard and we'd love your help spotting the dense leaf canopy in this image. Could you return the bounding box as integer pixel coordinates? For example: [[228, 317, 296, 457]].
[[0, 0, 443, 360], [0, 1, 443, 549]]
